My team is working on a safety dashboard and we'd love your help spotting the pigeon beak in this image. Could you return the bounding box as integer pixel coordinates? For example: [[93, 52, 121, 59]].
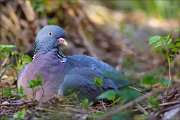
[[58, 38, 68, 47]]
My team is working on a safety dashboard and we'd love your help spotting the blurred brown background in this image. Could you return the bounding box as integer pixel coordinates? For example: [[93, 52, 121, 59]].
[[0, 0, 179, 79]]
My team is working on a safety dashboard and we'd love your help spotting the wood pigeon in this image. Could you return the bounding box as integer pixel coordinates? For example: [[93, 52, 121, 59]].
[[18, 25, 129, 102]]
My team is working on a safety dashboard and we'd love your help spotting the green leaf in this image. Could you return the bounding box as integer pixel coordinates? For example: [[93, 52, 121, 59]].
[[164, 35, 172, 44], [141, 75, 158, 86], [0, 64, 13, 80], [13, 109, 27, 119], [27, 75, 43, 89], [112, 111, 131, 120], [22, 55, 32, 64], [172, 48, 179, 52], [48, 18, 58, 25], [0, 45, 15, 50], [0, 45, 15, 55], [161, 48, 167, 55], [93, 77, 103, 88], [3, 89, 12, 97], [148, 36, 161, 44], [36, 75, 43, 85], [88, 111, 105, 119], [97, 90, 116, 101], [117, 87, 141, 103], [18, 86, 27, 98], [159, 77, 170, 87], [80, 98, 93, 109], [175, 42, 180, 47], [151, 40, 164, 48], [169, 43, 175, 49], [148, 35, 172, 48], [176, 38, 180, 42], [11, 51, 18, 56], [147, 94, 160, 108]]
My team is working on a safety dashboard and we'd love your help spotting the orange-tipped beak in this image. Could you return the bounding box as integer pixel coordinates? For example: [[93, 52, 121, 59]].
[[58, 38, 68, 47]]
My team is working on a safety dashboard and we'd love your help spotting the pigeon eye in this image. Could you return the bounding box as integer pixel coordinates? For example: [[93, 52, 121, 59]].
[[48, 32, 52, 36]]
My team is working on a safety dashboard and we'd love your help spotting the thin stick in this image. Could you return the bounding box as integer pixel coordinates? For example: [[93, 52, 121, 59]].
[[136, 104, 148, 115], [132, 100, 180, 112]]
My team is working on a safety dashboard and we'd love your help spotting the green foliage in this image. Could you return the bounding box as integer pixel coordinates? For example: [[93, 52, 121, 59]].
[[16, 55, 32, 71], [22, 55, 32, 65], [48, 18, 58, 25], [148, 35, 171, 48], [88, 111, 106, 119], [100, 0, 179, 19], [3, 88, 12, 97], [140, 75, 158, 86], [31, 0, 45, 13], [27, 75, 43, 89], [13, 109, 28, 119], [97, 87, 141, 104], [133, 114, 147, 120], [117, 87, 141, 104], [0, 44, 32, 73], [18, 86, 27, 98], [97, 90, 116, 101], [0, 64, 13, 80], [93, 77, 103, 88], [112, 111, 131, 120], [147, 94, 160, 108], [141, 74, 170, 87], [27, 74, 44, 99], [0, 44, 15, 51], [148, 34, 180, 89], [80, 98, 93, 109], [0, 45, 15, 60], [159, 77, 170, 87], [148, 35, 179, 61]]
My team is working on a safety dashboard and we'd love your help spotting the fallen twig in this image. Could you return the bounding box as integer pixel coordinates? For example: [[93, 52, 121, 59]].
[[136, 104, 148, 115]]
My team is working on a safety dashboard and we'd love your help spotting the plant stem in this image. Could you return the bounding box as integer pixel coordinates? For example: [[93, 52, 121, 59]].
[[165, 59, 171, 95], [32, 88, 35, 100], [160, 37, 172, 96], [41, 85, 44, 97]]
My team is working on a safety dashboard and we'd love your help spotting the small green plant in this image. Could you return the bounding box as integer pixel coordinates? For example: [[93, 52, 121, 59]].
[[147, 94, 160, 109], [0, 45, 32, 100], [18, 86, 27, 98], [0, 45, 32, 75], [111, 111, 132, 120], [140, 75, 158, 88], [0, 45, 16, 80], [2, 88, 12, 98], [31, 0, 45, 13], [140, 74, 170, 88], [27, 74, 44, 99], [117, 87, 141, 104], [13, 109, 31, 119], [97, 90, 116, 101], [148, 34, 180, 94], [93, 77, 103, 88], [97, 90, 117, 107], [88, 111, 106, 119], [80, 98, 93, 109], [97, 87, 141, 107]]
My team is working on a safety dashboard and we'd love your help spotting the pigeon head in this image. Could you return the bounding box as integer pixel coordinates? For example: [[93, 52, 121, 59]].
[[34, 25, 68, 54]]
